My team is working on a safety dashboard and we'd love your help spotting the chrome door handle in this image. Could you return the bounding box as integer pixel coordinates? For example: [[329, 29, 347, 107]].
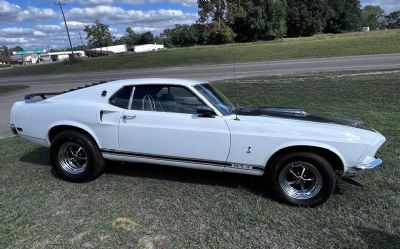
[[122, 114, 136, 120]]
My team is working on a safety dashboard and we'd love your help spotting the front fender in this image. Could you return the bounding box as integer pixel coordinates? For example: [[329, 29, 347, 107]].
[[264, 140, 348, 168]]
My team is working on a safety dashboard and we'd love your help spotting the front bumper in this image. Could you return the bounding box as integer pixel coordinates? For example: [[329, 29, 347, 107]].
[[10, 124, 18, 135], [354, 158, 383, 170], [343, 157, 383, 177]]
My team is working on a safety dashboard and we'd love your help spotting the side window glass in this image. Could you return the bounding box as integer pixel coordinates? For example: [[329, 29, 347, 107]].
[[109, 86, 133, 109], [169, 87, 205, 114], [131, 85, 164, 111], [131, 85, 206, 114]]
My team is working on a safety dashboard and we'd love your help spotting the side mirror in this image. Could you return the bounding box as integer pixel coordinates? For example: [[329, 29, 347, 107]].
[[197, 106, 216, 117]]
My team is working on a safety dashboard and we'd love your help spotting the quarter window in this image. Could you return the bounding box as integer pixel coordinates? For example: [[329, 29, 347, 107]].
[[109, 86, 133, 109]]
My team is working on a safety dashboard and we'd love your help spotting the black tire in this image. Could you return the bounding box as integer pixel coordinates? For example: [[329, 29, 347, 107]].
[[267, 152, 336, 207], [50, 130, 105, 182]]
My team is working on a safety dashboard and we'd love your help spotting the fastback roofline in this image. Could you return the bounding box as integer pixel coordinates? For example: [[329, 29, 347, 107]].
[[24, 80, 114, 100]]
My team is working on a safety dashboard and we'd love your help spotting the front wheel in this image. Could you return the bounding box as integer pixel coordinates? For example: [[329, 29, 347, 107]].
[[50, 130, 105, 182], [268, 152, 336, 207]]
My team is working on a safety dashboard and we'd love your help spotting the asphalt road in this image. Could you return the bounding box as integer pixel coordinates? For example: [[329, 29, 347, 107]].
[[1, 53, 400, 138], [1, 53, 400, 85]]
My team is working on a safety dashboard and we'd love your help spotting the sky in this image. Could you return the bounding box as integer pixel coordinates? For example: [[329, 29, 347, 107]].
[[0, 0, 398, 50]]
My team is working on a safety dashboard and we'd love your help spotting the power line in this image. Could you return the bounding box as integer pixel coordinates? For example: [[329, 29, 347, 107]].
[[55, 1, 74, 57]]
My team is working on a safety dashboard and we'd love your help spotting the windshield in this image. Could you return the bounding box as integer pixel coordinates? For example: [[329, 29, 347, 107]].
[[195, 84, 236, 115]]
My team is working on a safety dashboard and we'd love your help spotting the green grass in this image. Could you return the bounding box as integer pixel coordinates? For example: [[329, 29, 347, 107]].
[[1, 30, 400, 78], [1, 70, 399, 248], [0, 85, 28, 94]]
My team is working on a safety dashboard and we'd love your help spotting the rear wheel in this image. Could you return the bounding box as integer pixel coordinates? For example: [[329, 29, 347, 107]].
[[50, 130, 105, 182], [268, 152, 336, 207]]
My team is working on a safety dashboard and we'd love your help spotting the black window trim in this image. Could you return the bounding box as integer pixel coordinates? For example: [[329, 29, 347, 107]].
[[108, 85, 134, 109], [109, 84, 217, 115]]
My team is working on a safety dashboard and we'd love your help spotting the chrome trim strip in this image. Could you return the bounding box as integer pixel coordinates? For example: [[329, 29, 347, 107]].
[[101, 149, 265, 172], [101, 148, 227, 166]]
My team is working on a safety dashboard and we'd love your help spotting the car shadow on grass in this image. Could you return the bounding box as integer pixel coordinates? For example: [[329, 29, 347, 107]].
[[20, 146, 51, 166], [357, 226, 400, 249], [19, 147, 273, 201], [104, 160, 272, 199]]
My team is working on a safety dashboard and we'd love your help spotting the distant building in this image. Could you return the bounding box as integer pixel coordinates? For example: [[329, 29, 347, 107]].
[[13, 49, 47, 56], [90, 44, 128, 54], [46, 51, 86, 62], [362, 27, 370, 32], [9, 55, 24, 64], [134, 44, 165, 53]]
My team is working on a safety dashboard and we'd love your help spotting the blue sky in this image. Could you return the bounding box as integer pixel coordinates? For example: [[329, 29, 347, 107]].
[[0, 0, 398, 50]]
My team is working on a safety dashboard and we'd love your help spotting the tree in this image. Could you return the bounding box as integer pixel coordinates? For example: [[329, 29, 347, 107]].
[[233, 0, 287, 41], [137, 32, 155, 45], [83, 20, 113, 48], [163, 24, 199, 47], [385, 11, 400, 29], [286, 0, 328, 37], [124, 28, 140, 46], [207, 21, 236, 44], [324, 0, 362, 33], [362, 5, 385, 29], [0, 46, 12, 62], [12, 46, 24, 52], [198, 0, 245, 24]]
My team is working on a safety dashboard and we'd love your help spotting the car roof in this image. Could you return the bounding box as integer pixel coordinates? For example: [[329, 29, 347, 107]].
[[104, 78, 206, 88]]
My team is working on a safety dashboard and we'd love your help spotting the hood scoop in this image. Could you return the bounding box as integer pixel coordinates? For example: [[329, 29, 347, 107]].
[[235, 106, 372, 131], [236, 107, 309, 118], [258, 107, 308, 117]]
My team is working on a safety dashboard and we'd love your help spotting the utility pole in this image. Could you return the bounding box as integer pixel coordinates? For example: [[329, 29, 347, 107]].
[[55, 1, 74, 59], [79, 31, 84, 47]]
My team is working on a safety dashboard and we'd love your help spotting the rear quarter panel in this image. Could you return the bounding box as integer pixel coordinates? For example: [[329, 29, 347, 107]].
[[13, 88, 122, 150]]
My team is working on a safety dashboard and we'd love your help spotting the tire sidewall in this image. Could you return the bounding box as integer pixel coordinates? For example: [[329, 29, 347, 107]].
[[50, 131, 103, 182], [269, 152, 336, 207]]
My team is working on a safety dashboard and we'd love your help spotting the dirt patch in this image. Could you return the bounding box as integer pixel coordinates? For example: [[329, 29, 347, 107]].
[[112, 217, 138, 232], [138, 235, 167, 249]]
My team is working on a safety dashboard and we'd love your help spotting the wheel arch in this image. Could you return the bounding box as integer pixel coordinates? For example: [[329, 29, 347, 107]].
[[265, 145, 345, 174], [48, 122, 100, 148]]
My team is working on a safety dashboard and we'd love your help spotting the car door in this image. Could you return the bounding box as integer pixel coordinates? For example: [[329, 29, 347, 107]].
[[117, 84, 231, 166]]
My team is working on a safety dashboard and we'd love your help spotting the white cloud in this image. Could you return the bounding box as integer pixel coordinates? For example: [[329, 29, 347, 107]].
[[36, 25, 63, 32], [0, 0, 198, 49], [119, 0, 196, 8], [0, 1, 57, 22], [361, 0, 400, 13], [0, 0, 21, 21], [130, 26, 157, 33], [79, 0, 114, 6], [66, 6, 197, 27], [64, 21, 91, 28]]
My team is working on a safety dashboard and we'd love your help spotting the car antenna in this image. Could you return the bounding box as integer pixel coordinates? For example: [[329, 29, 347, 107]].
[[233, 0, 240, 121]]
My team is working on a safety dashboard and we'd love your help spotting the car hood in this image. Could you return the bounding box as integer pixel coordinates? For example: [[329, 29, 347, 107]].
[[234, 107, 373, 131]]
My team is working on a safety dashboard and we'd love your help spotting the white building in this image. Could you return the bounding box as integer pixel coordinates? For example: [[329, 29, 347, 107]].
[[134, 44, 165, 53], [362, 27, 370, 32], [91, 44, 127, 54], [47, 51, 86, 62]]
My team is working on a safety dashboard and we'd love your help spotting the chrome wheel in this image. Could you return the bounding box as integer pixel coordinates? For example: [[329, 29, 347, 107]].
[[58, 142, 88, 175], [278, 161, 322, 200]]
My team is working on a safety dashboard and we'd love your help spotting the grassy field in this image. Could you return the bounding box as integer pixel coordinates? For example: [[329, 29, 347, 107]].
[[1, 70, 399, 248], [0, 85, 28, 94], [0, 30, 400, 78]]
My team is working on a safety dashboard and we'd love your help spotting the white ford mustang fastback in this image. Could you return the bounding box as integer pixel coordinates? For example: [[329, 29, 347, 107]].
[[10, 78, 385, 206]]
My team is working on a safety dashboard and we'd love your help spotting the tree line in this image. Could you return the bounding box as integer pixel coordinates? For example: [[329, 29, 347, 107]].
[[1, 1, 399, 59], [83, 1, 399, 49]]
